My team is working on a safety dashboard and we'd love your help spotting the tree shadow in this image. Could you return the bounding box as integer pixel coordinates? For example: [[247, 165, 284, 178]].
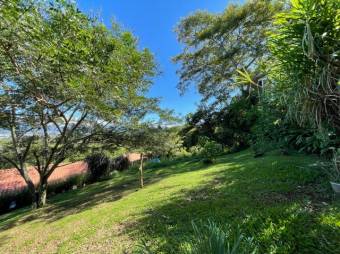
[[122, 154, 340, 253], [1, 151, 338, 253], [0, 234, 12, 248], [0, 157, 209, 231]]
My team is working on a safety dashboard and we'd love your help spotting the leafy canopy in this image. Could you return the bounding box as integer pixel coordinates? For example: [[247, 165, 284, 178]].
[[0, 0, 159, 206], [0, 0, 157, 120], [174, 0, 282, 102], [268, 0, 340, 130]]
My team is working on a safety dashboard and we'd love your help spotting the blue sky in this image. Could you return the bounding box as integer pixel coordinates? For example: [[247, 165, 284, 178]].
[[76, 0, 231, 117]]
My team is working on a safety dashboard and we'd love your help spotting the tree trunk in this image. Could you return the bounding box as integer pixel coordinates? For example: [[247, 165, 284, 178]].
[[19, 165, 38, 208], [139, 153, 144, 188], [36, 180, 47, 208], [25, 180, 37, 208]]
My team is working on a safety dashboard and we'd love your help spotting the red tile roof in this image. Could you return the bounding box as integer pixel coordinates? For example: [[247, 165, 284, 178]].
[[0, 162, 88, 194], [125, 153, 141, 162]]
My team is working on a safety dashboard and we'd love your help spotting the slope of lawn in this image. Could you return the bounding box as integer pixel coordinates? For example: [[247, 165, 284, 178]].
[[0, 150, 339, 253]]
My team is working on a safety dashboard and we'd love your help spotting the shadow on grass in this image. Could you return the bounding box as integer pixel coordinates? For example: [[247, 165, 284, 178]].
[[123, 153, 340, 253], [0, 157, 207, 232], [1, 151, 338, 253]]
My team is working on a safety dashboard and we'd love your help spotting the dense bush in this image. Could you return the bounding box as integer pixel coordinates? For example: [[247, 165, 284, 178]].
[[181, 94, 259, 153], [85, 153, 114, 182], [268, 0, 340, 131], [282, 126, 339, 156], [251, 102, 339, 157], [137, 220, 257, 254], [198, 137, 223, 164], [48, 174, 87, 195], [186, 220, 257, 254], [112, 155, 130, 171], [251, 89, 339, 157]]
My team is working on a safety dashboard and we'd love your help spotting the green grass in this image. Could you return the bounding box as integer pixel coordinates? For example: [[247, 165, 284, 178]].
[[0, 150, 339, 253]]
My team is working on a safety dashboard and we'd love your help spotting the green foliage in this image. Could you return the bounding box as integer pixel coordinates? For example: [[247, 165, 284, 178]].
[[250, 99, 284, 156], [0, 0, 159, 206], [0, 150, 339, 253], [0, 189, 32, 214], [283, 127, 339, 156], [189, 145, 203, 157], [0, 139, 14, 169], [198, 137, 223, 164], [181, 94, 259, 152], [268, 0, 340, 130], [174, 0, 282, 101], [85, 153, 113, 182], [137, 220, 257, 254], [0, 0, 157, 118], [251, 97, 339, 157], [186, 220, 257, 254], [119, 124, 184, 158]]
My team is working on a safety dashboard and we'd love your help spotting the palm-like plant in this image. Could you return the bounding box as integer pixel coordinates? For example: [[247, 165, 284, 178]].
[[137, 220, 257, 254], [186, 220, 257, 254], [268, 0, 340, 131]]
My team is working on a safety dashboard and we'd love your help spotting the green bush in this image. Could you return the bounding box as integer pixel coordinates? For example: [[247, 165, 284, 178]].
[[137, 220, 257, 254], [189, 145, 202, 157], [180, 95, 259, 152], [251, 97, 339, 157], [198, 138, 223, 164], [85, 153, 113, 182], [186, 220, 257, 254], [268, 0, 340, 131], [283, 127, 339, 157]]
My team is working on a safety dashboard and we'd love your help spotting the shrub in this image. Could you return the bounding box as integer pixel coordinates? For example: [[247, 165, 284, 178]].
[[199, 138, 223, 164], [189, 145, 202, 157], [269, 0, 340, 131], [112, 155, 130, 171], [85, 153, 113, 182], [137, 220, 257, 254], [173, 148, 191, 158], [251, 97, 339, 157], [283, 127, 339, 157], [186, 220, 257, 254]]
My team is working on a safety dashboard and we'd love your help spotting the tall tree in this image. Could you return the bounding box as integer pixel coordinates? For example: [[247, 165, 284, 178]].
[[180, 93, 258, 150], [174, 0, 281, 103], [0, 0, 157, 207]]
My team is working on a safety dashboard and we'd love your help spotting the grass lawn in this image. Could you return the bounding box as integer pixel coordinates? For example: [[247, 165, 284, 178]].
[[0, 150, 339, 253]]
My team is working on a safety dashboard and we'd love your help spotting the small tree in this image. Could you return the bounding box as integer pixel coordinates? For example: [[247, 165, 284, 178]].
[[122, 124, 180, 188], [0, 0, 156, 207], [198, 137, 223, 164]]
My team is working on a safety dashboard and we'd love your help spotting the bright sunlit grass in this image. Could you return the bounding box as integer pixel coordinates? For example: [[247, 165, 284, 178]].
[[0, 150, 339, 253]]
